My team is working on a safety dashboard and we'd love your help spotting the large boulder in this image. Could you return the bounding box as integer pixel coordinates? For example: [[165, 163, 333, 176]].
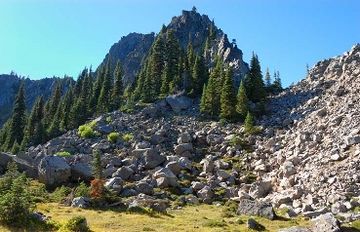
[[237, 199, 276, 220], [174, 143, 193, 157], [71, 162, 92, 181], [165, 95, 193, 113], [154, 167, 178, 187], [311, 213, 341, 232], [105, 177, 123, 193], [112, 166, 134, 180], [71, 197, 91, 208], [143, 149, 166, 169], [38, 156, 71, 187]]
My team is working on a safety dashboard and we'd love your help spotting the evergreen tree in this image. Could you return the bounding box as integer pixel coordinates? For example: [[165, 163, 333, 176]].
[[200, 59, 223, 118], [190, 55, 208, 96], [60, 87, 74, 131], [111, 60, 124, 110], [236, 80, 249, 119], [200, 83, 207, 113], [265, 68, 271, 88], [148, 35, 166, 99], [97, 59, 113, 113], [92, 150, 103, 179], [22, 96, 45, 147], [46, 82, 62, 124], [272, 71, 283, 93], [220, 67, 237, 121], [5, 83, 26, 150], [90, 65, 105, 112], [244, 53, 266, 103], [244, 111, 255, 134]]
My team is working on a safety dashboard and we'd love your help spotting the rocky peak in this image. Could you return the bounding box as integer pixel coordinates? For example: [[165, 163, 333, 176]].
[[101, 32, 155, 86], [99, 9, 249, 88]]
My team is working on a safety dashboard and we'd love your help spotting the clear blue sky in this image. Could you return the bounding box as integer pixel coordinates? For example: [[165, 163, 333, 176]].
[[0, 0, 359, 86]]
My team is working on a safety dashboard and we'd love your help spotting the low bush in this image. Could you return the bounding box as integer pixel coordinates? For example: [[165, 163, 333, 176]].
[[50, 186, 72, 203], [107, 132, 120, 143], [55, 151, 72, 157], [74, 182, 90, 198], [122, 133, 134, 142], [59, 216, 90, 232], [78, 120, 98, 138]]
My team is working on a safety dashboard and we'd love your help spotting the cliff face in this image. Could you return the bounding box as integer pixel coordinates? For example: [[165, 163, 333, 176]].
[[0, 75, 73, 126]]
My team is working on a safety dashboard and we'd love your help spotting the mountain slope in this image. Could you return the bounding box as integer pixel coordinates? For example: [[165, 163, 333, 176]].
[[253, 44, 360, 214], [0, 74, 73, 126]]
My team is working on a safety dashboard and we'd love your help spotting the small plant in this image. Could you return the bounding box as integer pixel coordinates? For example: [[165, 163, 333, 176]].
[[106, 116, 112, 123], [107, 132, 120, 143], [122, 132, 134, 142], [59, 216, 90, 232], [50, 186, 72, 203], [55, 151, 72, 157], [74, 182, 90, 198], [78, 120, 98, 138]]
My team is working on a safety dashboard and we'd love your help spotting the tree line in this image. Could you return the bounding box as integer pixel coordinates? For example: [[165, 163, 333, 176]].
[[0, 27, 282, 153]]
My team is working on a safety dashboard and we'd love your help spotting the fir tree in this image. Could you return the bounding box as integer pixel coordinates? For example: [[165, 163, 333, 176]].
[[92, 150, 103, 179], [190, 55, 208, 96], [244, 111, 255, 134], [236, 80, 249, 120], [272, 71, 283, 93], [22, 96, 45, 147], [220, 67, 237, 121], [265, 68, 271, 88], [200, 83, 207, 113], [111, 60, 124, 110], [244, 53, 266, 103], [5, 83, 26, 150], [46, 82, 62, 124], [97, 59, 113, 113]]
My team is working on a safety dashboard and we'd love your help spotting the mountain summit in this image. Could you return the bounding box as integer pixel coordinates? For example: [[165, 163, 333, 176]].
[[100, 8, 249, 87]]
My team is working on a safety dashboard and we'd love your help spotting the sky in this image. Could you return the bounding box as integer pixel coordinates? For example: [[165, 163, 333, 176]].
[[0, 0, 359, 87]]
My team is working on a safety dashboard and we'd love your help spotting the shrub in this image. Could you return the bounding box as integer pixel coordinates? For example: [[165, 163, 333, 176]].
[[28, 180, 49, 203], [74, 182, 90, 198], [78, 120, 98, 138], [59, 216, 90, 232], [203, 219, 227, 228], [55, 151, 72, 157], [50, 186, 72, 203], [90, 179, 105, 199], [0, 174, 33, 226], [107, 132, 120, 143], [122, 133, 134, 142]]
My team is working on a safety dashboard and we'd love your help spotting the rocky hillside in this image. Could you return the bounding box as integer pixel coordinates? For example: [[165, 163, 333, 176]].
[[100, 9, 249, 87], [0, 74, 73, 126], [1, 44, 360, 230], [252, 43, 360, 219]]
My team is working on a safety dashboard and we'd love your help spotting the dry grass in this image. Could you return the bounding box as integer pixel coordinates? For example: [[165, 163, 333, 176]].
[[0, 203, 311, 232]]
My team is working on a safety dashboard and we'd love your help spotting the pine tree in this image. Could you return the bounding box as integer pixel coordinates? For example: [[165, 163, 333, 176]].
[[5, 83, 26, 150], [148, 35, 166, 99], [272, 71, 283, 93], [92, 150, 103, 179], [236, 80, 249, 119], [244, 53, 266, 103], [22, 96, 45, 147], [199, 84, 207, 113], [111, 60, 124, 110], [244, 111, 255, 134], [190, 55, 208, 96], [90, 65, 105, 112], [46, 82, 62, 124], [220, 67, 237, 121], [200, 58, 223, 118], [265, 68, 271, 88], [97, 59, 113, 113]]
